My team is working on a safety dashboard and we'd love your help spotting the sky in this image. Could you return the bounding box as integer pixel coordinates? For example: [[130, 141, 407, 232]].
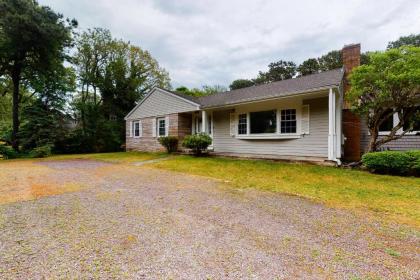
[[40, 0, 420, 88]]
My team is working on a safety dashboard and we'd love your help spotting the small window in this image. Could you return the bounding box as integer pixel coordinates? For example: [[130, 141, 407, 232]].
[[379, 110, 394, 132], [238, 114, 247, 135], [158, 118, 166, 137], [250, 110, 276, 134], [281, 109, 296, 133], [133, 121, 140, 137]]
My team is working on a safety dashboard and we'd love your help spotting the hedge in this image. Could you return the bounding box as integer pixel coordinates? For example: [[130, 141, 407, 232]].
[[362, 150, 420, 176], [158, 136, 179, 153], [182, 133, 212, 156]]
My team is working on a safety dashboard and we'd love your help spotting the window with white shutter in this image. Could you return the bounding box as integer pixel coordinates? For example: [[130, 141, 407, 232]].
[[301, 105, 310, 134], [229, 112, 236, 136], [152, 118, 157, 137], [129, 121, 133, 137], [165, 116, 169, 136]]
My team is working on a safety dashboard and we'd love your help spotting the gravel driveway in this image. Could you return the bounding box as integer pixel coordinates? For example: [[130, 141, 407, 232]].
[[0, 159, 419, 279]]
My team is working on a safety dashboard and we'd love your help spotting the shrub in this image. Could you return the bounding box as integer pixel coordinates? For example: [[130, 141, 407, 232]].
[[158, 136, 179, 153], [0, 145, 18, 159], [362, 150, 420, 176], [182, 133, 212, 156], [29, 145, 52, 158]]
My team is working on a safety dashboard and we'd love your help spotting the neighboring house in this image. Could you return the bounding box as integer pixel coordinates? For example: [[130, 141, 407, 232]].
[[125, 44, 420, 163]]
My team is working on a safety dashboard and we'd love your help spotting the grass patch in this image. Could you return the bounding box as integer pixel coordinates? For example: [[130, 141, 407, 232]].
[[150, 155, 420, 228], [385, 248, 401, 258]]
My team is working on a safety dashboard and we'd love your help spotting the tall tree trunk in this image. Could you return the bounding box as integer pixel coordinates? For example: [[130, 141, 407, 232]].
[[11, 68, 21, 151]]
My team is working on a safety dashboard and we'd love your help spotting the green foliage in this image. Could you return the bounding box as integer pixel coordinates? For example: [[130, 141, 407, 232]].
[[255, 60, 297, 84], [158, 136, 179, 153], [229, 79, 255, 90], [348, 46, 420, 151], [362, 150, 420, 176], [387, 34, 420, 49], [182, 133, 212, 156], [175, 85, 226, 97], [318, 50, 343, 70], [29, 144, 52, 158], [0, 0, 77, 151], [297, 58, 320, 76], [72, 28, 171, 153], [0, 144, 18, 159]]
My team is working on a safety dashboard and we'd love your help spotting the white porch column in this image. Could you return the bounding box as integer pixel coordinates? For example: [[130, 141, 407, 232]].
[[328, 88, 336, 161], [202, 110, 207, 134]]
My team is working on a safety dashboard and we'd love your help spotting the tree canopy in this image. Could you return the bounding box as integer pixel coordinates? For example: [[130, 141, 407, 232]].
[[347, 46, 420, 152], [0, 0, 77, 150], [387, 34, 420, 49], [175, 85, 226, 97]]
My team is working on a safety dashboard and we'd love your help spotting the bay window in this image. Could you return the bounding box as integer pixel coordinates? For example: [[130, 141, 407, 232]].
[[250, 110, 277, 134], [237, 108, 299, 136]]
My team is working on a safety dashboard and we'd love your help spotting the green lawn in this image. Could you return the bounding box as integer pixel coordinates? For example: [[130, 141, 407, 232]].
[[150, 155, 420, 228]]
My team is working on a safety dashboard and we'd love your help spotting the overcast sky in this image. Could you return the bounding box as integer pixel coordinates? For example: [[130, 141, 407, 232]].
[[40, 0, 420, 88]]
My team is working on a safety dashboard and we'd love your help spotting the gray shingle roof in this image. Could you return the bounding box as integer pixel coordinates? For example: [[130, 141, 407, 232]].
[[198, 68, 343, 108], [169, 68, 343, 109]]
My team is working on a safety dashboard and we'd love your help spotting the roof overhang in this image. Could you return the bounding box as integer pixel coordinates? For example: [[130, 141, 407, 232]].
[[200, 85, 340, 110]]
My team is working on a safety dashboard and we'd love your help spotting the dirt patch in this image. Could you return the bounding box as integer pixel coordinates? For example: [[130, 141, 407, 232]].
[[0, 160, 418, 279]]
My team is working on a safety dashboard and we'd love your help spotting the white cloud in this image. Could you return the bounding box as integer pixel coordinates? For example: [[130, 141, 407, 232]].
[[40, 0, 420, 88]]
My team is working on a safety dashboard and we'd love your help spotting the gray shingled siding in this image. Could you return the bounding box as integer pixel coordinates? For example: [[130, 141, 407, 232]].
[[360, 117, 420, 152], [127, 89, 198, 120], [211, 97, 329, 158]]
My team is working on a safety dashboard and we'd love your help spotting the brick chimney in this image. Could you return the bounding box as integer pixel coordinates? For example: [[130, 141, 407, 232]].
[[342, 43, 362, 162], [342, 43, 361, 98]]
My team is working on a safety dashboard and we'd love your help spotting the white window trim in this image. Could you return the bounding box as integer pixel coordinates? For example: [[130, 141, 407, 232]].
[[157, 117, 166, 137], [235, 107, 301, 139], [132, 120, 142, 138]]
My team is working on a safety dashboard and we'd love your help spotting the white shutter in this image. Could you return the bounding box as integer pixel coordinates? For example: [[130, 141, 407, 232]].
[[152, 118, 156, 137], [139, 120, 142, 137], [301, 105, 310, 134], [129, 121, 133, 137], [229, 112, 236, 136], [165, 116, 169, 136]]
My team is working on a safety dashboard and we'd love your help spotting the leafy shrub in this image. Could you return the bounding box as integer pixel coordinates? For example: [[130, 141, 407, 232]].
[[29, 145, 53, 158], [182, 133, 212, 156], [0, 145, 18, 159], [362, 150, 420, 176], [158, 136, 179, 153]]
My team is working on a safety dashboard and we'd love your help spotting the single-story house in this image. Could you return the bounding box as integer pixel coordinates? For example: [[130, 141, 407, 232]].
[[125, 44, 420, 163]]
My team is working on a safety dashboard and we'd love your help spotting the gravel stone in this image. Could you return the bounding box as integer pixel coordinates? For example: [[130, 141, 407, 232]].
[[0, 159, 418, 279]]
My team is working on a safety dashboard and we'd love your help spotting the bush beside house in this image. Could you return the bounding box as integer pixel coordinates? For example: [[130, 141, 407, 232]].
[[182, 133, 212, 156], [158, 136, 179, 153], [362, 150, 420, 176]]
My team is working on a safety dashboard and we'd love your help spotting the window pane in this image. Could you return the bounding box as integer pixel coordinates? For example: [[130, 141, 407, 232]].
[[134, 122, 140, 136], [250, 110, 276, 134], [158, 119, 166, 136], [281, 109, 296, 133], [238, 114, 247, 135], [379, 110, 394, 132]]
